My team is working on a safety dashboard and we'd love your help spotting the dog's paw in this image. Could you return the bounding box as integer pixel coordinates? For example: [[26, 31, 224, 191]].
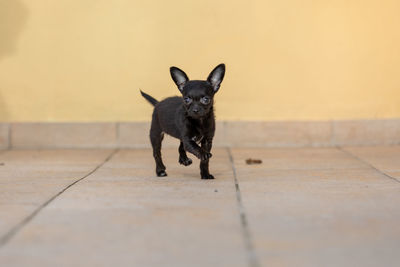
[[157, 170, 167, 177], [200, 152, 212, 161], [179, 157, 192, 166], [201, 173, 215, 179]]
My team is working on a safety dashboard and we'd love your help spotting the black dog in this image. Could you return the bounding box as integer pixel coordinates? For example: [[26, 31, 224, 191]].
[[140, 63, 225, 179]]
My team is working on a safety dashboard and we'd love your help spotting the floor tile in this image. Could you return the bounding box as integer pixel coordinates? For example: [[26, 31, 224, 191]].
[[231, 147, 370, 171], [231, 148, 400, 266], [343, 146, 400, 172], [0, 149, 247, 267], [0, 150, 113, 237]]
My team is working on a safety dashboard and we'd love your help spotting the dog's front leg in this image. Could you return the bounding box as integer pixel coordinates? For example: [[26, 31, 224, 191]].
[[200, 138, 214, 179], [182, 138, 212, 161]]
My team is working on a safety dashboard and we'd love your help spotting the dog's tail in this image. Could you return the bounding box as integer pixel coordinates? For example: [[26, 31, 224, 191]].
[[140, 90, 159, 106]]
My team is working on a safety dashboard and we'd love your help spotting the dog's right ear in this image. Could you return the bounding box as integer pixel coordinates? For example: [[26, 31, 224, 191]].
[[170, 66, 189, 92]]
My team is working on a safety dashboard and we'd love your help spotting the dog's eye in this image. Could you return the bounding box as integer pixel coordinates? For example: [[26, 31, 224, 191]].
[[183, 97, 192, 104], [200, 96, 210, 105]]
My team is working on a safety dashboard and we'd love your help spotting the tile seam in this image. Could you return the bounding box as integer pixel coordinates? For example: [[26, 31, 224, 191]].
[[226, 147, 261, 267], [0, 148, 119, 248], [337, 146, 400, 184]]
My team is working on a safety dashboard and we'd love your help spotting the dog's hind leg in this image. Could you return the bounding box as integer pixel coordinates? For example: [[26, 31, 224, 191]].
[[150, 116, 167, 177], [200, 138, 214, 179], [178, 141, 192, 166]]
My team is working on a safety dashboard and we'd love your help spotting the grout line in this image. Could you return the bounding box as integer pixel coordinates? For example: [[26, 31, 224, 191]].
[[0, 149, 119, 248], [337, 146, 400, 183], [227, 147, 261, 267]]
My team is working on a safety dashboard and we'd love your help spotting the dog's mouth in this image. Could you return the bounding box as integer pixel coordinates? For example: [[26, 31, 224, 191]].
[[188, 112, 204, 119], [188, 109, 210, 119]]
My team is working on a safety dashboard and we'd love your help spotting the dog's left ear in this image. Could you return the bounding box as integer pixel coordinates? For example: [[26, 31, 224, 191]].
[[207, 63, 225, 92]]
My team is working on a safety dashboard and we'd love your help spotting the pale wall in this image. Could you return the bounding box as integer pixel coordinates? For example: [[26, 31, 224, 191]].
[[0, 0, 399, 122]]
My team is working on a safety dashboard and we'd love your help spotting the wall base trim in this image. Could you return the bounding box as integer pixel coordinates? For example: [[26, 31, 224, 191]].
[[0, 119, 399, 149]]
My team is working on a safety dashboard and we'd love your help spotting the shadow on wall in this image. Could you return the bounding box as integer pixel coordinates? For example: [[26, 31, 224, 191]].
[[0, 0, 28, 59], [0, 0, 29, 121]]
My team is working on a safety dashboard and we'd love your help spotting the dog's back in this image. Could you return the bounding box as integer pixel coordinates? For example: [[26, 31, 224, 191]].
[[153, 96, 183, 139]]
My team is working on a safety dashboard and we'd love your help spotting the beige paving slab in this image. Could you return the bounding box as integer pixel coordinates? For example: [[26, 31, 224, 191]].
[[343, 146, 400, 173], [0, 148, 247, 267], [232, 147, 370, 170], [387, 171, 400, 180], [231, 148, 400, 267], [0, 149, 113, 237]]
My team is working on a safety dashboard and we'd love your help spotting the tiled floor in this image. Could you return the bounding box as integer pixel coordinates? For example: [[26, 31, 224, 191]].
[[0, 147, 399, 267]]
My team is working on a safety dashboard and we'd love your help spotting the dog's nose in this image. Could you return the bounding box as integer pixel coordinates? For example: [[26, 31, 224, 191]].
[[193, 108, 199, 113]]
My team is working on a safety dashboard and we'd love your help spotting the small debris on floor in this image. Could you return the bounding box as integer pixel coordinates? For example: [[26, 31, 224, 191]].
[[0, 162, 4, 166], [214, 189, 218, 192], [246, 158, 262, 165]]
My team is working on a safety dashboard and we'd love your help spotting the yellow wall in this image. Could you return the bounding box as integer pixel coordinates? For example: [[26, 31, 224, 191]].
[[0, 0, 399, 122]]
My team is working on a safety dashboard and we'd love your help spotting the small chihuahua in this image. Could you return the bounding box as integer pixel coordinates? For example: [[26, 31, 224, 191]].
[[140, 63, 225, 179]]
